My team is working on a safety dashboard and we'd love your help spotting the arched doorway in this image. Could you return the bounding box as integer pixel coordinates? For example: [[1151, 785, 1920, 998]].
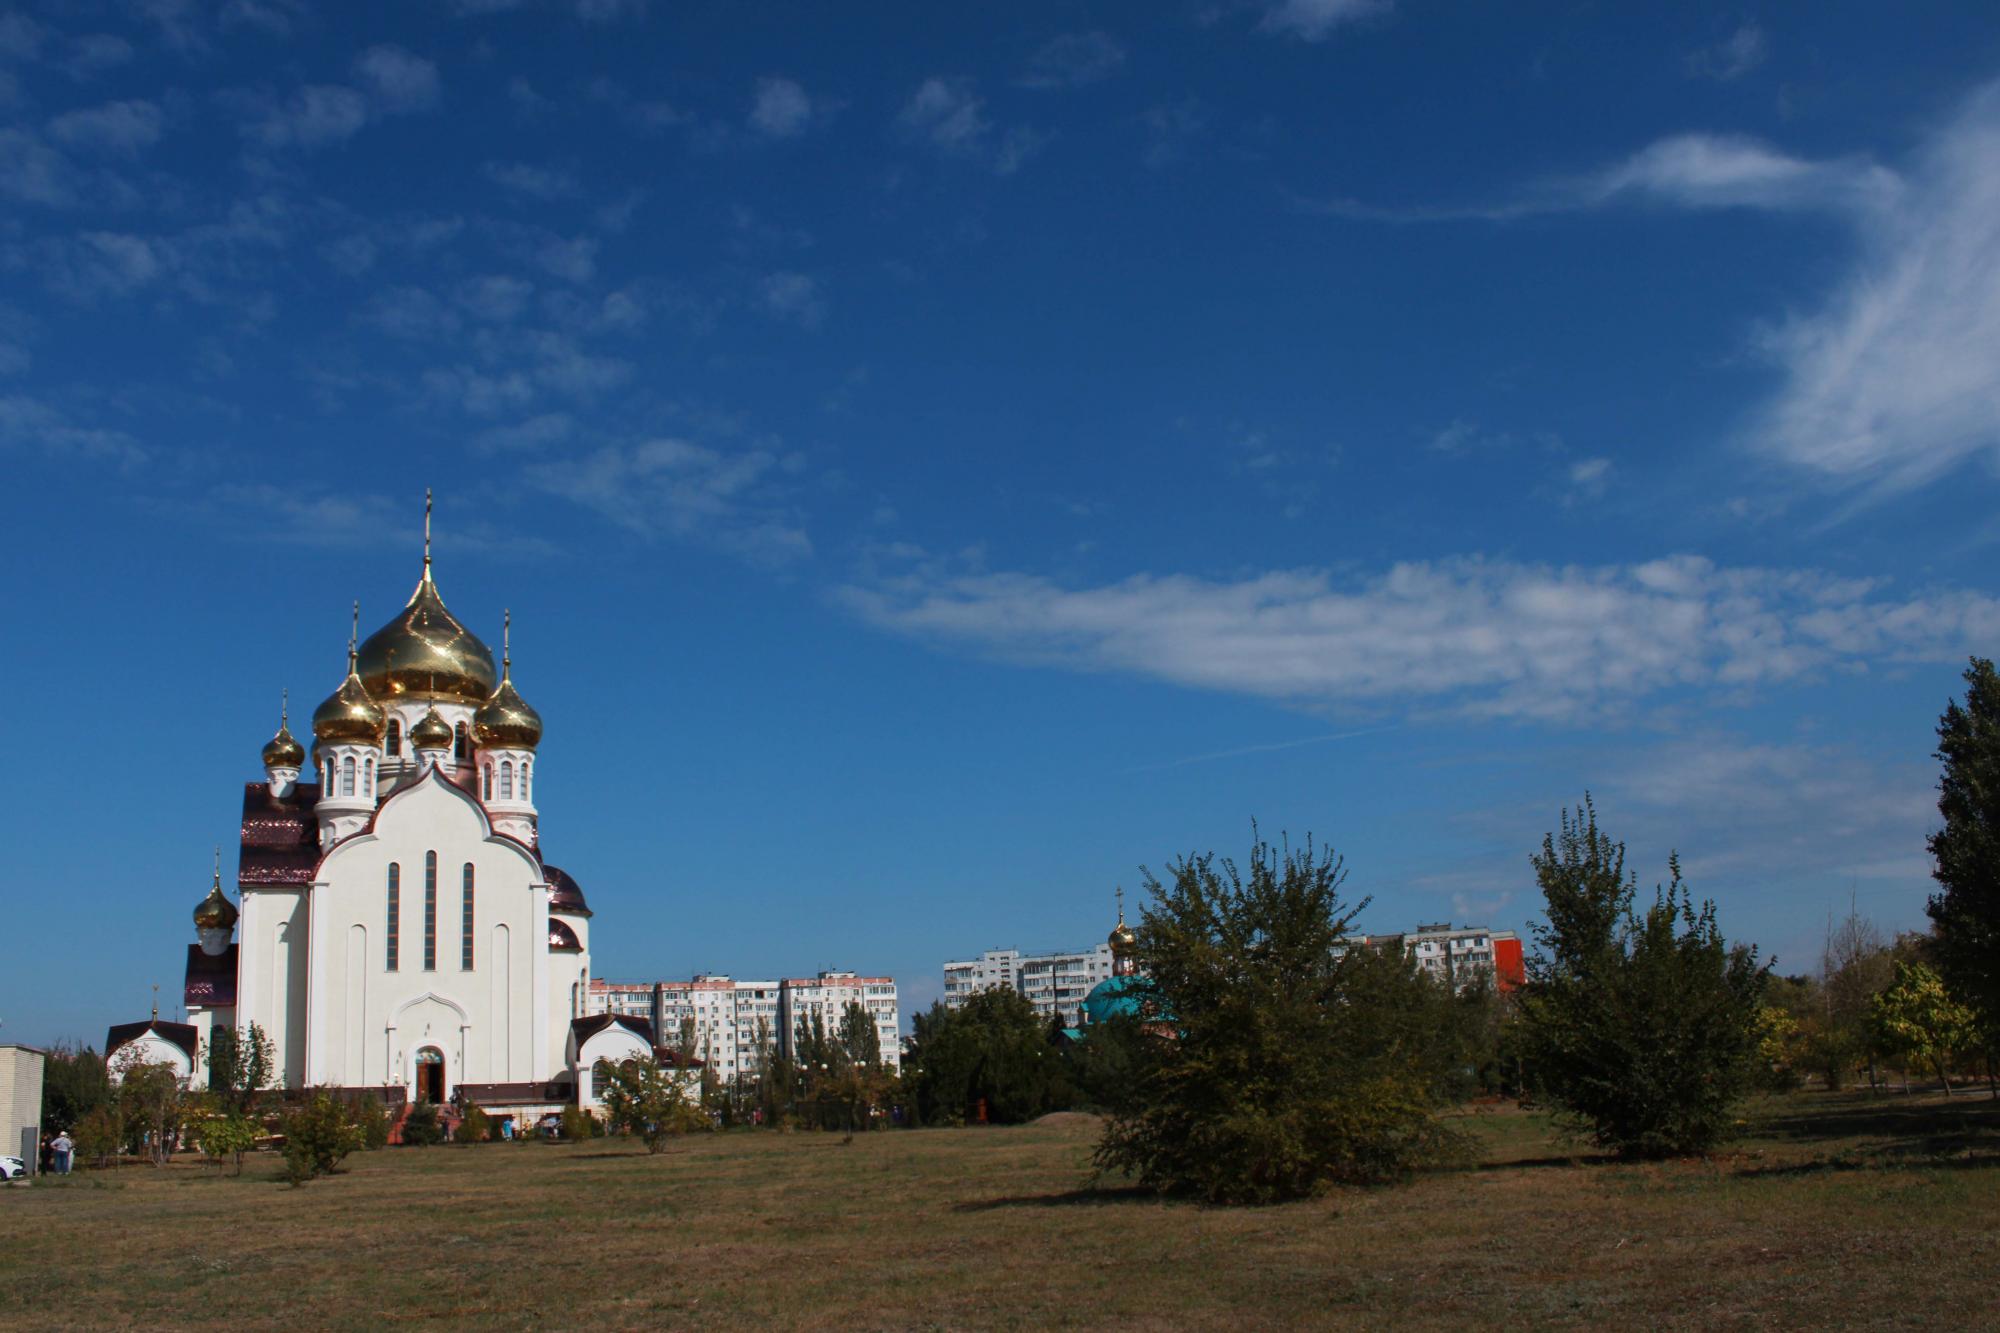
[[414, 1046, 445, 1104]]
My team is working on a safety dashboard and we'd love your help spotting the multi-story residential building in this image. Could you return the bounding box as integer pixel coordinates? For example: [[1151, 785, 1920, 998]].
[[586, 971, 899, 1081], [942, 943, 1116, 1026], [778, 971, 902, 1072], [1355, 923, 1525, 993]]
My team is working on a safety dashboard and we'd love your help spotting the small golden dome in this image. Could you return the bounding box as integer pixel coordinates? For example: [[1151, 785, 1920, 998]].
[[410, 706, 454, 751], [1109, 917, 1137, 954], [312, 653, 386, 746], [194, 862, 237, 931], [473, 611, 541, 749], [262, 721, 305, 769]]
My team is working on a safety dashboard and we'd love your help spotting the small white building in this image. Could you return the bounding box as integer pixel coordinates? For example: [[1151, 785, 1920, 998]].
[[1, 1045, 46, 1169]]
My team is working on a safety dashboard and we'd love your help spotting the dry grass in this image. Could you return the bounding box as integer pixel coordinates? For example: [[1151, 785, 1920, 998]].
[[4, 1090, 1999, 1330]]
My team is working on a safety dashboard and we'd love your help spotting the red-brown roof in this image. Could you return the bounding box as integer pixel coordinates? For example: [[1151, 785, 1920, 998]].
[[238, 782, 321, 886], [545, 863, 591, 917], [184, 944, 237, 1009], [105, 1019, 198, 1063]]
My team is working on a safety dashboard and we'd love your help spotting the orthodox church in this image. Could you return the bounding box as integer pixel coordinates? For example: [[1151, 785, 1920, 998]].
[[109, 504, 654, 1118]]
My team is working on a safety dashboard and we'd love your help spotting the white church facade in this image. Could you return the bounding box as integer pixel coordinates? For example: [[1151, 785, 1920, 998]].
[[110, 511, 655, 1119]]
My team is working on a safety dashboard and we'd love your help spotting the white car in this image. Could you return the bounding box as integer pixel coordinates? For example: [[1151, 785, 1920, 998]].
[[0, 1155, 25, 1181]]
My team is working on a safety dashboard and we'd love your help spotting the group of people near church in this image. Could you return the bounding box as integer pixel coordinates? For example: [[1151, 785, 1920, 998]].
[[39, 1131, 75, 1175]]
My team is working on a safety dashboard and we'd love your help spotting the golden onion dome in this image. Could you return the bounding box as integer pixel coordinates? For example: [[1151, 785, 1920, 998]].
[[409, 705, 454, 751], [356, 561, 497, 707], [194, 858, 238, 931], [1109, 917, 1137, 955], [262, 720, 305, 769], [312, 645, 386, 746], [473, 611, 541, 750]]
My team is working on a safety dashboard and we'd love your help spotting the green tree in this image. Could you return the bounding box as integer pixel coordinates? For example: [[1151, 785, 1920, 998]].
[[599, 1058, 706, 1152], [281, 1092, 363, 1184], [352, 1096, 392, 1150], [39, 1042, 111, 1134], [1094, 830, 1473, 1204], [454, 1104, 492, 1144], [1927, 658, 2000, 1051], [113, 1058, 193, 1166], [1518, 800, 1769, 1158], [71, 1106, 123, 1168], [838, 1001, 883, 1069], [903, 989, 1062, 1127], [205, 1024, 275, 1116], [1870, 961, 1977, 1096], [401, 1099, 446, 1146]]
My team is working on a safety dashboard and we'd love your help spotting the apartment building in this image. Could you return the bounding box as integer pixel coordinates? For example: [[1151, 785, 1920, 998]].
[[586, 970, 899, 1081], [778, 971, 902, 1072], [1355, 923, 1525, 993], [942, 944, 1116, 1026]]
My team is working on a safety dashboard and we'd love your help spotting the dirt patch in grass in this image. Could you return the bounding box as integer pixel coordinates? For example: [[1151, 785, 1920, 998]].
[[3, 1092, 1997, 1329]]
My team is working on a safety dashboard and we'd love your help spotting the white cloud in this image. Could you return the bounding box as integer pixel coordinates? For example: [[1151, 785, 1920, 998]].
[[537, 235, 597, 283], [483, 160, 577, 198], [47, 100, 164, 156], [455, 273, 534, 321], [1751, 81, 2000, 490], [1686, 23, 1767, 81], [839, 553, 2000, 723], [65, 34, 135, 78], [749, 76, 812, 138], [1260, 0, 1391, 42], [475, 411, 572, 452], [0, 130, 82, 206], [759, 271, 825, 328], [1020, 32, 1126, 89], [353, 45, 442, 113], [900, 77, 989, 151], [360, 285, 461, 340], [0, 392, 145, 466], [1561, 456, 1612, 504]]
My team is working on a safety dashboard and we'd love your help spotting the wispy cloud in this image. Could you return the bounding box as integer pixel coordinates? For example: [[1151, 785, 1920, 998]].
[[899, 77, 989, 152], [748, 76, 813, 138], [47, 100, 165, 156], [759, 271, 826, 328], [1019, 32, 1126, 89], [1259, 0, 1391, 42], [839, 554, 2000, 723], [1686, 23, 1767, 81], [1749, 81, 2000, 491], [232, 45, 441, 150], [527, 437, 811, 564], [1122, 725, 1398, 773], [483, 160, 577, 198]]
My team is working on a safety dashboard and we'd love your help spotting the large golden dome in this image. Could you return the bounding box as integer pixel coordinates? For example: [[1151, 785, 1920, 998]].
[[356, 563, 497, 706]]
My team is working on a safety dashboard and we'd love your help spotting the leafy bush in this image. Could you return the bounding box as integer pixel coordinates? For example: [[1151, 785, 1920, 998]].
[[196, 1113, 258, 1174], [454, 1105, 491, 1144], [352, 1096, 391, 1150], [1094, 830, 1473, 1204], [401, 1100, 446, 1147], [559, 1106, 601, 1140], [71, 1106, 123, 1168], [281, 1093, 363, 1185], [1518, 801, 1769, 1158]]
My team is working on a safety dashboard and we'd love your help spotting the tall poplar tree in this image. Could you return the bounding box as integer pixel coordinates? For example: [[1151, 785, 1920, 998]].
[[1926, 657, 2000, 1040]]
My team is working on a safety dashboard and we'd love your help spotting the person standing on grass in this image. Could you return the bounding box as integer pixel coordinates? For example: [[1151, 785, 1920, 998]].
[[52, 1130, 73, 1175]]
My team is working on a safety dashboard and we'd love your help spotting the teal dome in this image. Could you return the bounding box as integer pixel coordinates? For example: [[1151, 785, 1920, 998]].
[[1082, 974, 1150, 1026]]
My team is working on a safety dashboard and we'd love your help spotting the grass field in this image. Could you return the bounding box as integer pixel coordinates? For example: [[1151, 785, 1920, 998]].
[[4, 1090, 1999, 1329]]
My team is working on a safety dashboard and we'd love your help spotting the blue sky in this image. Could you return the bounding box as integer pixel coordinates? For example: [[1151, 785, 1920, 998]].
[[6, 0, 2000, 1045]]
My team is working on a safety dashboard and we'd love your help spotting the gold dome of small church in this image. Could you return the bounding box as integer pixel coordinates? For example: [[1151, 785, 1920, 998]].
[[193, 853, 237, 931], [473, 611, 542, 750], [261, 691, 306, 768], [409, 706, 455, 751], [355, 492, 496, 707]]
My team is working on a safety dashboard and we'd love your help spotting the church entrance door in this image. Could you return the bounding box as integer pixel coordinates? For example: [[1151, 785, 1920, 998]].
[[415, 1047, 445, 1103]]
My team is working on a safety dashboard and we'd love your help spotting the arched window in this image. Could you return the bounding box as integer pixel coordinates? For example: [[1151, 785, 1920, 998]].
[[521, 763, 531, 802], [385, 719, 401, 757], [454, 722, 469, 761], [483, 764, 494, 800], [364, 756, 375, 794], [386, 863, 401, 971], [340, 754, 355, 796], [499, 760, 514, 800], [461, 863, 476, 971], [423, 851, 438, 971]]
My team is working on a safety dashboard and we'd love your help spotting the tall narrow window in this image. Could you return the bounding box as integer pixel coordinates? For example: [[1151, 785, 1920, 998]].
[[483, 764, 493, 800], [386, 863, 401, 971], [423, 850, 438, 971], [364, 756, 375, 794], [454, 722, 469, 761], [521, 763, 531, 802], [340, 755, 355, 796], [499, 760, 514, 800], [461, 863, 475, 970], [386, 719, 401, 756]]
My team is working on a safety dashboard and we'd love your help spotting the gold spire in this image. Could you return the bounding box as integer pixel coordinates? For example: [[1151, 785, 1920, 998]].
[[502, 608, 511, 679], [423, 487, 433, 577], [1108, 884, 1137, 955]]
